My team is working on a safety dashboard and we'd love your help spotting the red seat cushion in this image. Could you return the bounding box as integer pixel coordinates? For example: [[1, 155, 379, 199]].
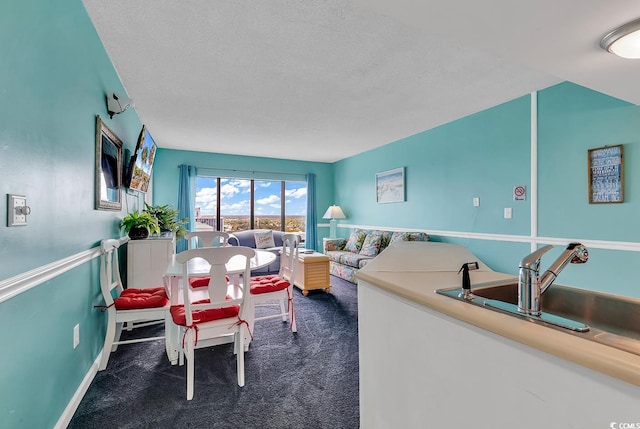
[[189, 275, 231, 288], [189, 277, 210, 288], [250, 275, 290, 295], [170, 297, 239, 326], [114, 287, 168, 310]]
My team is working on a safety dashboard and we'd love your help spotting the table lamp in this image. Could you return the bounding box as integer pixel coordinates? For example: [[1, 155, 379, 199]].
[[323, 205, 346, 239]]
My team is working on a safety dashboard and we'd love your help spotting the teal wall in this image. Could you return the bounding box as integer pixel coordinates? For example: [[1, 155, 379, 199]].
[[537, 84, 640, 241], [334, 82, 640, 298], [152, 149, 334, 250], [336, 96, 531, 234], [0, 1, 144, 427]]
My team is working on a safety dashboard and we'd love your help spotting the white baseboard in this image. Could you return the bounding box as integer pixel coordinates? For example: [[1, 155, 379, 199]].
[[54, 352, 102, 429]]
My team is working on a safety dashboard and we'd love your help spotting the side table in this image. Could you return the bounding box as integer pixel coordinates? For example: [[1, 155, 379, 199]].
[[290, 251, 331, 296]]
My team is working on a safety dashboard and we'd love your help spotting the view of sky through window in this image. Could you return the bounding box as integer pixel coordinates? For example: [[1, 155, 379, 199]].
[[195, 177, 307, 216]]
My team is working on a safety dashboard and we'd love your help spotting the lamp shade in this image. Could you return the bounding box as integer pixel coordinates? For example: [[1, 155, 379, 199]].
[[322, 205, 346, 219]]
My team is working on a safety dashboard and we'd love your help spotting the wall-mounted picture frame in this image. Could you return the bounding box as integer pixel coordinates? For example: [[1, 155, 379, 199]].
[[588, 144, 624, 204], [95, 115, 123, 211], [376, 167, 405, 203]]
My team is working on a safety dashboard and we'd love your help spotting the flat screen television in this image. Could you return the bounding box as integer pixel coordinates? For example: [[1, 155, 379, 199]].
[[125, 125, 157, 193]]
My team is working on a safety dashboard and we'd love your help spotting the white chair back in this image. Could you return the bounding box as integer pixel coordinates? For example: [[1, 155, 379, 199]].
[[185, 231, 230, 249], [100, 239, 124, 307], [279, 233, 301, 284], [176, 246, 255, 327]]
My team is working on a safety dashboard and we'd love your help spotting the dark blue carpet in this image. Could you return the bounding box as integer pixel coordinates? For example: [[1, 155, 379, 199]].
[[68, 276, 359, 429]]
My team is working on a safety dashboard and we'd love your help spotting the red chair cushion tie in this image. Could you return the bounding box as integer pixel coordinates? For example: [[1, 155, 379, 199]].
[[114, 287, 168, 310]]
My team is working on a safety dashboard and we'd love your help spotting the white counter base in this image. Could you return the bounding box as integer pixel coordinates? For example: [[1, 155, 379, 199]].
[[359, 280, 640, 429]]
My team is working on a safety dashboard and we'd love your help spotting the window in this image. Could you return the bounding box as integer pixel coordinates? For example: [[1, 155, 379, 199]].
[[254, 180, 282, 230], [195, 176, 307, 233]]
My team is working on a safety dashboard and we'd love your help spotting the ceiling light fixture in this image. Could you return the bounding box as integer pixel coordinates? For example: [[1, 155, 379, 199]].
[[600, 18, 640, 59]]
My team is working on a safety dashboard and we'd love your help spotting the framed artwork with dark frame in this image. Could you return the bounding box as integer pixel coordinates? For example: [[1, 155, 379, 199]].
[[376, 167, 405, 203], [588, 144, 624, 204], [95, 116, 123, 210]]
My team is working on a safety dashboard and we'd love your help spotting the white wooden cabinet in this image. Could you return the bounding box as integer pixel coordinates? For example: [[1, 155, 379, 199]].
[[127, 236, 175, 289]]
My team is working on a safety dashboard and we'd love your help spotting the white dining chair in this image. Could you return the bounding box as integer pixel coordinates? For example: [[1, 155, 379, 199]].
[[184, 231, 231, 288], [169, 245, 255, 400], [185, 231, 230, 249], [97, 239, 169, 371], [246, 233, 300, 340]]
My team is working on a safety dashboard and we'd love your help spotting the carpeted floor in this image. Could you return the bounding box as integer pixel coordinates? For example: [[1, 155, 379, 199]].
[[68, 275, 359, 429]]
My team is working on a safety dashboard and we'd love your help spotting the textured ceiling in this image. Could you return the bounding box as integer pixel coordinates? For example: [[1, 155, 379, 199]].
[[82, 0, 640, 163]]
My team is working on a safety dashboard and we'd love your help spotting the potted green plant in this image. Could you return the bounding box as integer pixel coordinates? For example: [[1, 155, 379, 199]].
[[143, 203, 188, 238], [119, 211, 160, 240]]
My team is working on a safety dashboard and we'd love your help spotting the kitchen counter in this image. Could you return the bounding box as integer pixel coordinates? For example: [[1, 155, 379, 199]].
[[356, 241, 640, 428], [356, 241, 640, 386]]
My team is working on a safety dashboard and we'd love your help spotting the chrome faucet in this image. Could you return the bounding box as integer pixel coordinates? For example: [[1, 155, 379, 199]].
[[518, 243, 589, 316]]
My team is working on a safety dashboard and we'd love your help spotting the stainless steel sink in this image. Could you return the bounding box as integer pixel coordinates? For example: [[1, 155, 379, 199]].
[[436, 280, 640, 357]]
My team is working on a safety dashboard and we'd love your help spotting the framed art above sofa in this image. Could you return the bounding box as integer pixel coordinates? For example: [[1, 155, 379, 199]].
[[376, 167, 405, 203]]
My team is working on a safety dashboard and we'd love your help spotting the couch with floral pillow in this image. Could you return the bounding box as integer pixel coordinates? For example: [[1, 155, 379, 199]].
[[323, 229, 429, 283]]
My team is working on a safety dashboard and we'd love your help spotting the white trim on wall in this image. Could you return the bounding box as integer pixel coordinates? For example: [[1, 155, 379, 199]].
[[0, 237, 128, 304], [336, 223, 640, 252], [530, 91, 538, 252], [0, 249, 100, 304]]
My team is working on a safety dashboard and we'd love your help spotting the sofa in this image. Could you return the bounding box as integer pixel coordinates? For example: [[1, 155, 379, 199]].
[[323, 229, 429, 283], [228, 229, 303, 274]]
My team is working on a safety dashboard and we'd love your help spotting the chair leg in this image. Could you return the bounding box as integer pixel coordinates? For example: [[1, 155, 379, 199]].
[[186, 330, 194, 400], [99, 311, 117, 371], [290, 307, 297, 333], [111, 321, 123, 352], [165, 313, 179, 365], [236, 330, 245, 387], [288, 287, 297, 333], [243, 298, 256, 351], [279, 298, 287, 322], [179, 327, 185, 367]]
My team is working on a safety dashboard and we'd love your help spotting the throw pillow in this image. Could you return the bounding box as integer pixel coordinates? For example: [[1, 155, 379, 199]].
[[344, 229, 367, 253], [254, 230, 276, 249], [360, 231, 383, 256]]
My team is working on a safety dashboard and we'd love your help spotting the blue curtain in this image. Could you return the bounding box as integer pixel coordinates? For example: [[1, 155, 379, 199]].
[[176, 164, 197, 252], [305, 173, 317, 251]]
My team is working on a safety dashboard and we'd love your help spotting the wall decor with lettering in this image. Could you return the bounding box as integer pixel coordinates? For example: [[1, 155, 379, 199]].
[[588, 144, 623, 204]]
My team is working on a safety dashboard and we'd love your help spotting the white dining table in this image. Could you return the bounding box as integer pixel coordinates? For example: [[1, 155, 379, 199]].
[[163, 248, 276, 364]]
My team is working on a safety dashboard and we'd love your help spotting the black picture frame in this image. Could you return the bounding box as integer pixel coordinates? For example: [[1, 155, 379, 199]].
[[588, 144, 624, 204]]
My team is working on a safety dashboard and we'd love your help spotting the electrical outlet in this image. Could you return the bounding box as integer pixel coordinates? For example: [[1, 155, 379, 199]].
[[7, 194, 29, 227], [73, 324, 80, 349]]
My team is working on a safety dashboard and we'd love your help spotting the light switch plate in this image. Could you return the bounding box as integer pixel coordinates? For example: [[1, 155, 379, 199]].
[[504, 207, 512, 219], [7, 194, 28, 227], [73, 324, 80, 349]]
